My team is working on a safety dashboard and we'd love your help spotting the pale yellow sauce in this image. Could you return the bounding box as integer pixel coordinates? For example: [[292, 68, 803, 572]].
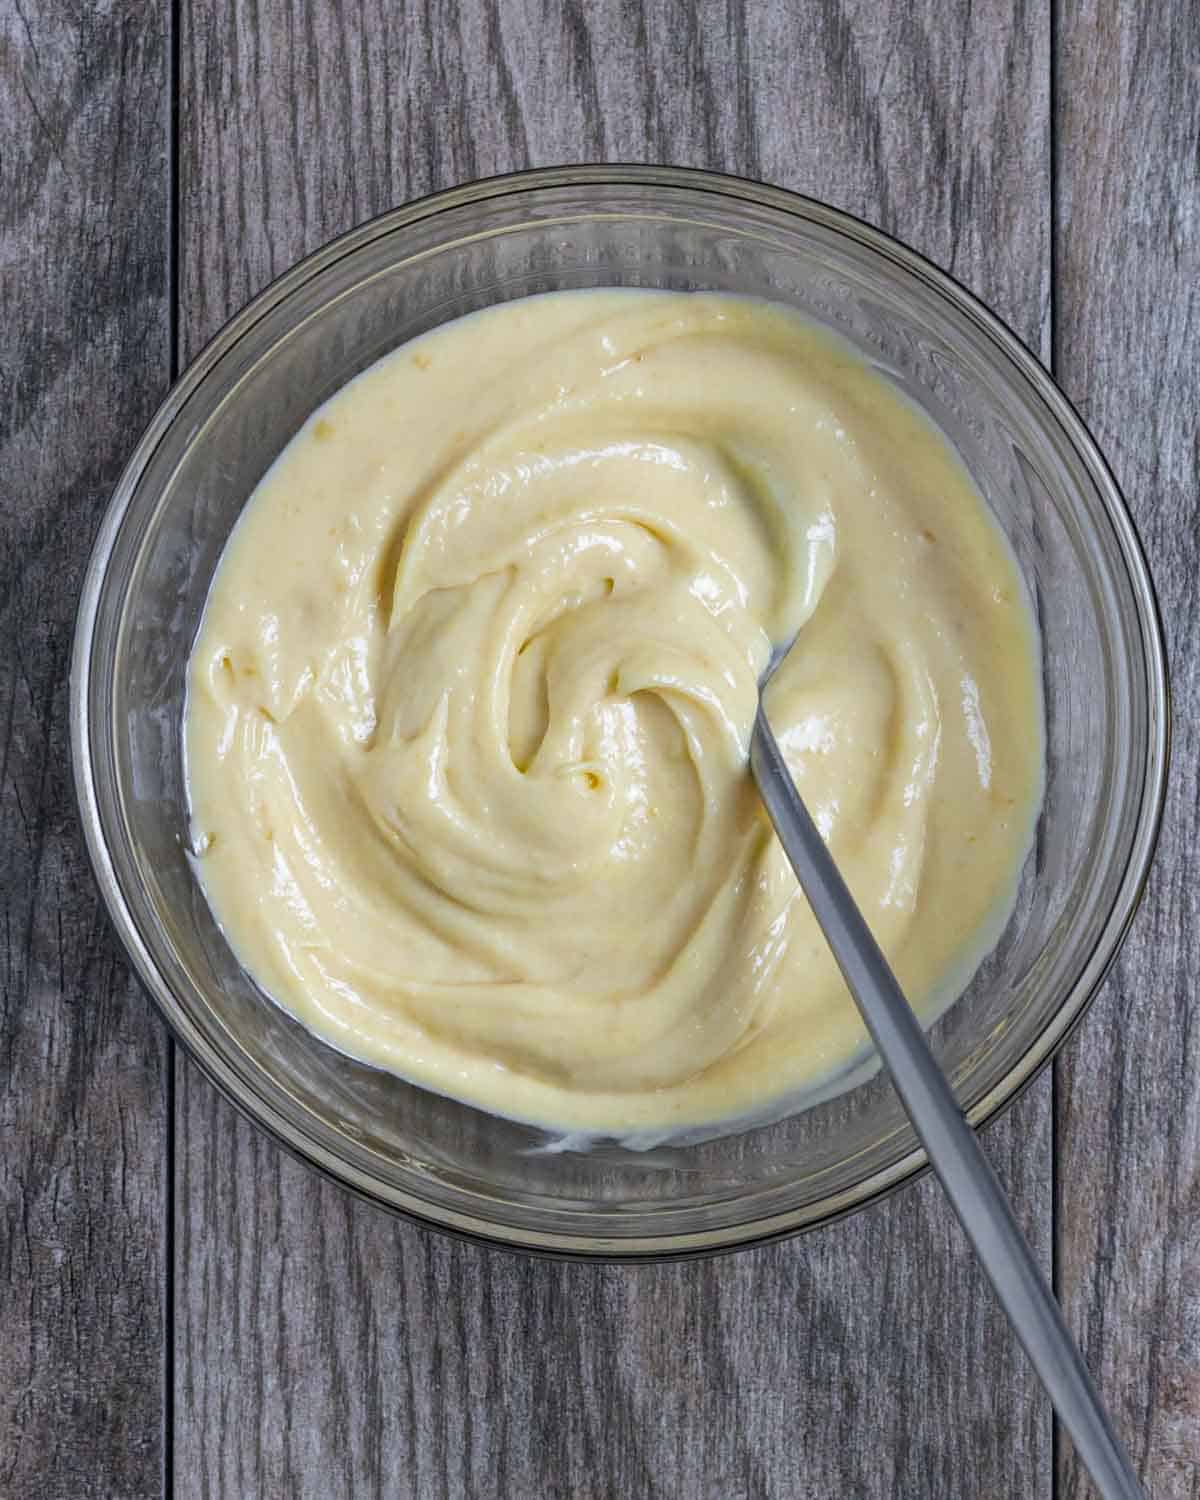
[[186, 291, 1043, 1137]]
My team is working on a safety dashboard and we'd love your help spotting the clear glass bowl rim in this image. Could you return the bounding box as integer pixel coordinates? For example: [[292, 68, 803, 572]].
[[70, 164, 1171, 1260]]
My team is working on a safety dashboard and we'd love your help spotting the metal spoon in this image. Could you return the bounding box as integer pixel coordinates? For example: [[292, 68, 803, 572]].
[[750, 645, 1143, 1500]]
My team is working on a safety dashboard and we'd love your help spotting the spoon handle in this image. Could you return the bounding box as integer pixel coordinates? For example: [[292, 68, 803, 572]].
[[751, 709, 1143, 1500]]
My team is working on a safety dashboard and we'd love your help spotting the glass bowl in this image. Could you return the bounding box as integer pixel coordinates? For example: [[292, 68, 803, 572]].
[[70, 166, 1168, 1258]]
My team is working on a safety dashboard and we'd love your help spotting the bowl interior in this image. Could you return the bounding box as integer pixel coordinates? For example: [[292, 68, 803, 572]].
[[78, 176, 1162, 1253]]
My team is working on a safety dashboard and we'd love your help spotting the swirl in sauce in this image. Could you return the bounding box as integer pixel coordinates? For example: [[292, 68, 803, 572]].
[[186, 291, 1043, 1137]]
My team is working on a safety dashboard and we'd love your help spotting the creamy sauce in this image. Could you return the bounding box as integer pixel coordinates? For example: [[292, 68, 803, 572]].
[[185, 290, 1043, 1136]]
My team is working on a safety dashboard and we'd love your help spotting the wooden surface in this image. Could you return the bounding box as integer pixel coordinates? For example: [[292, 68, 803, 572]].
[[1054, 2, 1200, 1494], [0, 3, 171, 1497], [0, 1, 1194, 1496]]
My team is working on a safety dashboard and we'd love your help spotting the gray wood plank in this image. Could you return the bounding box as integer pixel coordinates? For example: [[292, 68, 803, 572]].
[[0, 3, 171, 1497], [1054, 4, 1200, 1496], [175, 2, 1053, 1496]]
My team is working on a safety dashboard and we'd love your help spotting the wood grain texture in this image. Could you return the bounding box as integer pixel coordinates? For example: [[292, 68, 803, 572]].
[[1054, 3, 1200, 1496], [0, 2, 171, 1496], [175, 3, 1054, 1498]]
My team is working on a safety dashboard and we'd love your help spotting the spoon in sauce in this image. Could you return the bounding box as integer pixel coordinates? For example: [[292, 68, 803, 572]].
[[750, 643, 1143, 1500]]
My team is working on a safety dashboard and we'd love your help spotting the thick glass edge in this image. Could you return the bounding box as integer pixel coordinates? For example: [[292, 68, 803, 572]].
[[69, 165, 1171, 1258]]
